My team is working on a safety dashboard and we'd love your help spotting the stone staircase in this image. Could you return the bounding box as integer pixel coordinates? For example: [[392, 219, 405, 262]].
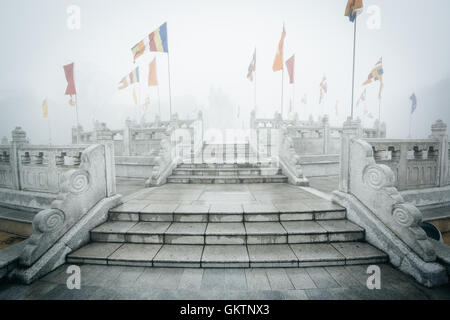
[[168, 143, 288, 184], [68, 200, 388, 268]]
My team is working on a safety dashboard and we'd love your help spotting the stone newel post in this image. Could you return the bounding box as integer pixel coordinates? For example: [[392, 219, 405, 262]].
[[10, 127, 29, 190], [430, 120, 448, 187], [322, 115, 330, 155], [339, 117, 363, 193]]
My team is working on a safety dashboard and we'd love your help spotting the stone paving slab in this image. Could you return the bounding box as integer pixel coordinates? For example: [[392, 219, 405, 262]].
[[153, 245, 204, 267], [108, 244, 162, 266], [247, 245, 298, 267], [317, 220, 364, 233], [140, 203, 179, 214], [205, 222, 245, 235], [281, 221, 327, 234], [209, 204, 244, 213], [3, 262, 450, 300], [244, 222, 286, 235], [273, 202, 312, 213], [127, 222, 171, 234], [68, 243, 122, 264], [110, 202, 148, 213], [332, 242, 388, 264], [243, 203, 279, 214], [201, 245, 249, 267], [92, 221, 137, 234], [289, 243, 345, 267]]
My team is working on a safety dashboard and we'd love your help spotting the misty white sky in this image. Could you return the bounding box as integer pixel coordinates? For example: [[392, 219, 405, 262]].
[[1, 0, 450, 144]]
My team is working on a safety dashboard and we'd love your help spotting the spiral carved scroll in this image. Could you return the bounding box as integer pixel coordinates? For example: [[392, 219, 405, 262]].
[[67, 169, 90, 194], [33, 209, 65, 233], [392, 203, 422, 228], [362, 164, 394, 190]]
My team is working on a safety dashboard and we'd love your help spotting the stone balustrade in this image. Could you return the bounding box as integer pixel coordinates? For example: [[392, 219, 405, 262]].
[[0, 126, 120, 284], [333, 118, 448, 287], [251, 111, 386, 156], [365, 120, 449, 191]]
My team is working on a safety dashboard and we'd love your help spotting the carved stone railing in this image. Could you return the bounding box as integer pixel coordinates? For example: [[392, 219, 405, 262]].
[[73, 112, 203, 158], [366, 120, 449, 192], [251, 111, 386, 157], [145, 129, 179, 187], [277, 128, 309, 186], [0, 145, 13, 189], [366, 139, 441, 191], [19, 143, 115, 265], [333, 118, 448, 287]]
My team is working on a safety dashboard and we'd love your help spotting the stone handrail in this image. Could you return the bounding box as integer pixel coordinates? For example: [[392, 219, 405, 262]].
[[333, 118, 448, 287], [277, 128, 309, 186], [366, 138, 441, 191], [145, 130, 179, 187], [19, 143, 116, 268]]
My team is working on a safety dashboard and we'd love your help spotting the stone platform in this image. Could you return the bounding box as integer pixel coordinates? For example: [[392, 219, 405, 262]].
[[68, 184, 387, 268]]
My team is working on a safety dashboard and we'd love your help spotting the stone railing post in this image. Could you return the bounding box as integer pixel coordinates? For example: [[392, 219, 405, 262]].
[[10, 127, 29, 190], [339, 117, 363, 193], [430, 120, 448, 187], [123, 119, 132, 156], [322, 115, 330, 155]]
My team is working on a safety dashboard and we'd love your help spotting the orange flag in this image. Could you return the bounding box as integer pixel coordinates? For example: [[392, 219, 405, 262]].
[[272, 25, 286, 72], [148, 57, 158, 86]]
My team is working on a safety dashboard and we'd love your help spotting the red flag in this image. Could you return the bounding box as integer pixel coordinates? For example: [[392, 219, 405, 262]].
[[63, 63, 76, 96], [285, 54, 295, 84]]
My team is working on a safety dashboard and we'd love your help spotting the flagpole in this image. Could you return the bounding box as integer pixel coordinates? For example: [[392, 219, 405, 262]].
[[254, 48, 257, 116], [350, 16, 358, 119], [167, 52, 173, 120], [281, 64, 284, 119], [157, 84, 161, 117], [408, 112, 412, 138], [75, 94, 80, 144], [48, 116, 52, 145]]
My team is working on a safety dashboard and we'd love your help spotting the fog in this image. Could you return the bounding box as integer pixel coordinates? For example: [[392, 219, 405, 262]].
[[1, 0, 450, 144]]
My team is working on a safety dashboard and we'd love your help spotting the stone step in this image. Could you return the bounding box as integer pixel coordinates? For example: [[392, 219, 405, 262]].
[[172, 168, 282, 177], [109, 202, 347, 223], [0, 208, 35, 237], [177, 163, 276, 169], [67, 242, 388, 268], [90, 220, 364, 245], [167, 175, 288, 184]]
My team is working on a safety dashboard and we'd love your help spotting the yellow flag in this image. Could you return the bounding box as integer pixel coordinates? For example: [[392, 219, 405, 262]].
[[42, 99, 48, 118]]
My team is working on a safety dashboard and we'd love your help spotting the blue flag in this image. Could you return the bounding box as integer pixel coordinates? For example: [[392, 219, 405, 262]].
[[410, 93, 417, 114]]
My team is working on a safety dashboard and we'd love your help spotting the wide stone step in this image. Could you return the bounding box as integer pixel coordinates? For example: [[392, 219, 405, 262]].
[[177, 163, 276, 169], [172, 168, 282, 177], [109, 202, 347, 223], [167, 175, 288, 184], [90, 220, 363, 245], [67, 242, 388, 268]]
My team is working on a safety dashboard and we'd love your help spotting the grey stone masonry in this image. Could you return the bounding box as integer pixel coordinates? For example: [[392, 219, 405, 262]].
[[68, 183, 387, 269]]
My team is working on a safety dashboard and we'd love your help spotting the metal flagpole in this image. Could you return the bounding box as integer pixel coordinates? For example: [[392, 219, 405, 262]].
[[254, 48, 257, 116], [350, 16, 358, 119], [281, 67, 284, 119], [48, 116, 52, 145], [75, 94, 80, 144], [157, 84, 161, 117], [167, 52, 173, 120], [408, 112, 412, 138]]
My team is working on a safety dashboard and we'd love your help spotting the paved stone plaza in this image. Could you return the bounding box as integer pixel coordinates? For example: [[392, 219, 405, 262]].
[[1, 263, 450, 300]]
